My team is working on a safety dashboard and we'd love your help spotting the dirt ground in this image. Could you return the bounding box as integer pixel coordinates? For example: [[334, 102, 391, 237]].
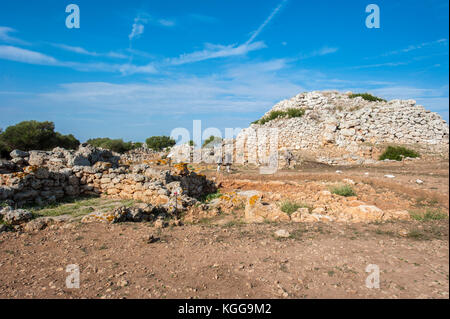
[[0, 159, 449, 299]]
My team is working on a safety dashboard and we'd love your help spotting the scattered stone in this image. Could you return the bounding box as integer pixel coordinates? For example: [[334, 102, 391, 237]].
[[24, 218, 48, 232], [117, 279, 129, 287], [274, 229, 290, 238], [416, 179, 424, 184], [144, 234, 160, 244], [384, 175, 395, 179]]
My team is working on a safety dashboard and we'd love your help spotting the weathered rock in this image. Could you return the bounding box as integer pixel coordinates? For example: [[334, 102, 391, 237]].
[[274, 229, 290, 238], [10, 150, 29, 158], [81, 208, 128, 224], [3, 209, 33, 225], [342, 205, 384, 222], [24, 218, 48, 232]]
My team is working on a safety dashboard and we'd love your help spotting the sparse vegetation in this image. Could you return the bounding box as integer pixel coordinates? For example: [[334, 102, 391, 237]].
[[280, 201, 300, 214], [252, 108, 305, 125], [349, 93, 386, 102], [379, 146, 420, 161], [280, 201, 310, 215], [28, 197, 137, 218], [145, 136, 176, 151], [330, 185, 356, 197], [202, 136, 222, 148], [410, 209, 448, 222], [200, 190, 222, 203], [87, 137, 141, 154]]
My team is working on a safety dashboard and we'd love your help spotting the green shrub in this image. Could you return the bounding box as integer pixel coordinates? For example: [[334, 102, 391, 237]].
[[0, 137, 8, 158], [202, 136, 222, 148], [379, 146, 420, 161], [54, 133, 80, 150], [410, 209, 448, 221], [87, 138, 139, 154], [145, 136, 176, 151], [280, 201, 311, 215], [286, 108, 305, 118], [349, 93, 386, 102], [0, 120, 80, 153], [200, 190, 222, 203], [330, 185, 356, 197], [253, 108, 305, 125]]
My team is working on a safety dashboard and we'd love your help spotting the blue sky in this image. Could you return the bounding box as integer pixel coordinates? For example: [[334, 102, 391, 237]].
[[0, 0, 448, 143]]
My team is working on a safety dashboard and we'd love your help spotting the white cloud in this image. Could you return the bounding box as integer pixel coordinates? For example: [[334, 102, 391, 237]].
[[382, 38, 448, 56], [298, 47, 339, 59], [0, 45, 59, 65], [246, 0, 288, 44], [128, 14, 176, 41], [0, 26, 29, 45], [129, 17, 147, 41], [350, 61, 409, 69], [51, 43, 127, 59], [167, 41, 266, 66], [0, 45, 156, 75], [37, 60, 302, 115], [158, 19, 176, 27]]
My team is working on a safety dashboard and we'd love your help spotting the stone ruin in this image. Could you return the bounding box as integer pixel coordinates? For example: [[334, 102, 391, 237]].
[[0, 144, 217, 231], [169, 91, 449, 167], [238, 91, 449, 166]]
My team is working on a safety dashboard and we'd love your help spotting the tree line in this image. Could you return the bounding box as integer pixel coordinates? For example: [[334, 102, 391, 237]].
[[0, 120, 177, 158]]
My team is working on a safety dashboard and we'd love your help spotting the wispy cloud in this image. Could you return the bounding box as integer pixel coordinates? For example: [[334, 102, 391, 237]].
[[129, 13, 176, 41], [164, 1, 289, 66], [381, 38, 448, 57], [0, 26, 29, 45], [0, 45, 156, 75], [51, 43, 128, 59], [158, 19, 176, 27], [0, 45, 59, 65], [167, 42, 266, 66], [350, 61, 409, 69], [129, 17, 147, 41], [298, 46, 339, 59], [37, 60, 303, 116], [245, 0, 288, 44]]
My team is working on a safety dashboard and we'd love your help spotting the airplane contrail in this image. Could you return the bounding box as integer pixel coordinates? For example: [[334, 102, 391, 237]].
[[245, 0, 288, 45]]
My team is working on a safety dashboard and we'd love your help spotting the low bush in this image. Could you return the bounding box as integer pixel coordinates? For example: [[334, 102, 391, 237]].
[[87, 138, 139, 154], [253, 108, 305, 125], [202, 136, 222, 148], [145, 136, 176, 151], [349, 93, 386, 102], [379, 146, 420, 161], [200, 190, 222, 203], [330, 185, 356, 197], [280, 201, 311, 215]]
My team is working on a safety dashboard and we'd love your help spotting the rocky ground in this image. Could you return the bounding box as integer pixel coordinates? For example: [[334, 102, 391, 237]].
[[0, 159, 448, 299]]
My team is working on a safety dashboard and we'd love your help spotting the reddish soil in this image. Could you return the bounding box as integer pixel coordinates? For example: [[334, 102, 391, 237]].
[[0, 159, 448, 299]]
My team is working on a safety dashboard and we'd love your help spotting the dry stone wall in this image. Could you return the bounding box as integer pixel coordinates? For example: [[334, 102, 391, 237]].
[[0, 145, 216, 210]]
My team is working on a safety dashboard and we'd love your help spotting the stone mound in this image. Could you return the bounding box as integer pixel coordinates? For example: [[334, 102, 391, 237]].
[[236, 90, 449, 165]]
